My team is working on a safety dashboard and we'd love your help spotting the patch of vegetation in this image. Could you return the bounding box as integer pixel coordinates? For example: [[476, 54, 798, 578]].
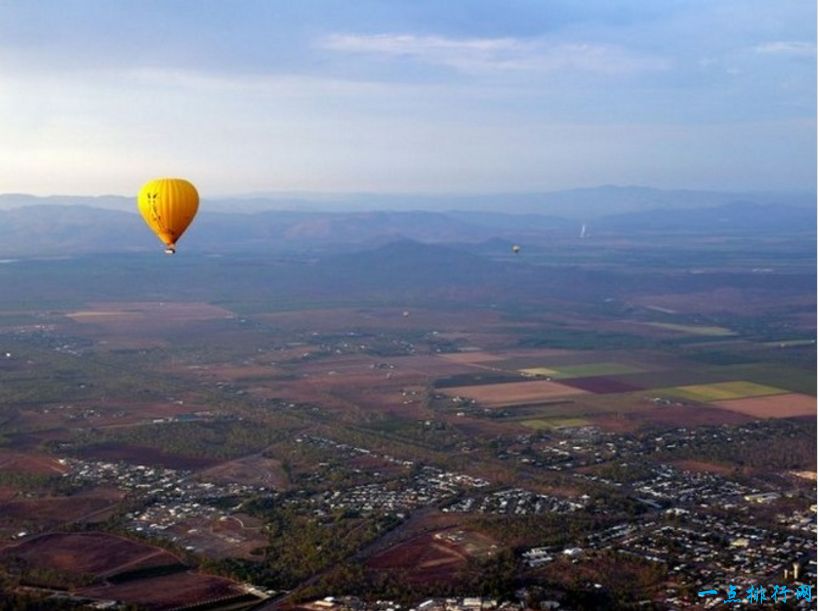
[[211, 507, 398, 590], [68, 420, 288, 461], [660, 420, 817, 471]]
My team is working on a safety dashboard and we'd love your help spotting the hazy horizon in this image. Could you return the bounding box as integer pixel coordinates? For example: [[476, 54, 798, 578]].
[[0, 183, 815, 201]]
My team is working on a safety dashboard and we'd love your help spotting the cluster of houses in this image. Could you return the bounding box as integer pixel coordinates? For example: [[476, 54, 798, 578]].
[[495, 422, 797, 478], [613, 462, 755, 506], [580, 505, 816, 606], [299, 596, 523, 611], [308, 464, 489, 515], [443, 488, 585, 515], [56, 419, 814, 611], [65, 458, 275, 537]]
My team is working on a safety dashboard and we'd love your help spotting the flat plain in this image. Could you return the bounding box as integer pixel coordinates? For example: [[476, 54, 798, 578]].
[[0, 226, 814, 608]]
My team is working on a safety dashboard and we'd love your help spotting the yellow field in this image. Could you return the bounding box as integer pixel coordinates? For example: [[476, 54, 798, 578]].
[[658, 381, 786, 402]]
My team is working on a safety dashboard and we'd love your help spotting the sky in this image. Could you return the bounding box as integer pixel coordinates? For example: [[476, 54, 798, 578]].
[[0, 0, 815, 196]]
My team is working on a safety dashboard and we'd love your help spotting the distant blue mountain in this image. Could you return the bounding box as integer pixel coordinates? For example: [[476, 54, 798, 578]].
[[0, 196, 813, 257], [2, 185, 813, 218]]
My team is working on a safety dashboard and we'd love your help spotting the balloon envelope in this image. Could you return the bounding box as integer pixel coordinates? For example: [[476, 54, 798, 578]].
[[137, 178, 199, 251]]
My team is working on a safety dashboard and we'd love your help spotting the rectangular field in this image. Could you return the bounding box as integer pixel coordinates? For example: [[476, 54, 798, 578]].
[[713, 393, 816, 418], [602, 369, 726, 390], [549, 362, 645, 379], [442, 380, 586, 407], [714, 364, 817, 395], [659, 381, 787, 402], [558, 376, 645, 394]]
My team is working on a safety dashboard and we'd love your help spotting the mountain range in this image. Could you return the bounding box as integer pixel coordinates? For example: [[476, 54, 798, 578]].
[[0, 186, 814, 257], [1, 185, 814, 216]]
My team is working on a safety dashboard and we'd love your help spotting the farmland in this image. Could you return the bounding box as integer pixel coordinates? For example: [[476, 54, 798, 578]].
[[546, 362, 646, 379], [441, 380, 587, 407], [713, 393, 816, 418], [659, 381, 787, 402], [0, 228, 814, 609]]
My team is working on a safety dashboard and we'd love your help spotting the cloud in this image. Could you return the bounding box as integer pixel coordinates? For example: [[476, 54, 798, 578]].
[[754, 41, 816, 57], [321, 33, 667, 76]]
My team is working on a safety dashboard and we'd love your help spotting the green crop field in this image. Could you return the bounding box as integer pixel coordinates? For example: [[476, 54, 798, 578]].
[[658, 381, 787, 402], [714, 364, 818, 395], [549, 362, 645, 379]]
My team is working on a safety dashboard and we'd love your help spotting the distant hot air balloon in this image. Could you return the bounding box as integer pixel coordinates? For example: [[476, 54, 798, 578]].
[[512, 244, 521, 254], [137, 178, 199, 254]]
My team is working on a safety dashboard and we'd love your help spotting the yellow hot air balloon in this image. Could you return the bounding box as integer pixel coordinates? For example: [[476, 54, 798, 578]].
[[137, 178, 199, 254]]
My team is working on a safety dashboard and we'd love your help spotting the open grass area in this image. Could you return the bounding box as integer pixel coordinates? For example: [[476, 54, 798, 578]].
[[549, 362, 645, 379], [658, 381, 787, 402], [645, 322, 736, 336]]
